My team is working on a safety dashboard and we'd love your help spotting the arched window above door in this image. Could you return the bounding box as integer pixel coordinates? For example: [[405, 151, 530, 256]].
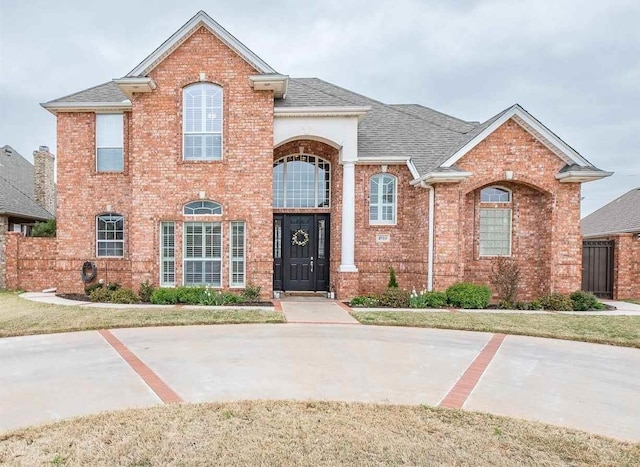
[[273, 155, 331, 208]]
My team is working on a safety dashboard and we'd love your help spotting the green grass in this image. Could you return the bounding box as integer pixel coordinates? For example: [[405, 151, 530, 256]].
[[352, 311, 640, 348], [0, 291, 284, 338], [623, 299, 640, 305]]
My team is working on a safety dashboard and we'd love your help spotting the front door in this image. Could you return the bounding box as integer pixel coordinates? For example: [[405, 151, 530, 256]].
[[273, 214, 330, 292]]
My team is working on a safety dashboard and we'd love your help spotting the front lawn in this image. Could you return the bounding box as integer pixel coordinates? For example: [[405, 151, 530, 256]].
[[1, 401, 637, 466], [624, 299, 640, 305], [0, 292, 284, 338], [352, 311, 640, 348]]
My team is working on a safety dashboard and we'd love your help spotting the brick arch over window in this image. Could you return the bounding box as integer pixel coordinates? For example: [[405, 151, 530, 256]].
[[462, 181, 553, 299]]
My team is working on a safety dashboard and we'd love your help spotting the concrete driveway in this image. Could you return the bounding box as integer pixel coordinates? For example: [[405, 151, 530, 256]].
[[1, 324, 639, 441]]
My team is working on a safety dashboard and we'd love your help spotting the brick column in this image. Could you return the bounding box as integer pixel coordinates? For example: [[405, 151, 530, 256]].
[[0, 216, 8, 289], [4, 232, 20, 290], [549, 184, 582, 293]]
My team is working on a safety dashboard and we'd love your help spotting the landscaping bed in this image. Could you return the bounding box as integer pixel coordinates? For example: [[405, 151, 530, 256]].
[[1, 401, 637, 466]]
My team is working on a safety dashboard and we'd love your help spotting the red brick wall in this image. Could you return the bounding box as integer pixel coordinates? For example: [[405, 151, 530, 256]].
[[5, 233, 57, 291], [612, 234, 640, 300], [432, 120, 583, 299], [54, 26, 274, 296]]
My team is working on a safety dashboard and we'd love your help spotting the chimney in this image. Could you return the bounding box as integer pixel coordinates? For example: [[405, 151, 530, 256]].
[[33, 146, 56, 215]]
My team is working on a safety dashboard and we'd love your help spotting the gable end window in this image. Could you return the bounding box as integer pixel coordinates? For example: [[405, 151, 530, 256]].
[[369, 173, 397, 224], [97, 213, 124, 257], [479, 186, 512, 256], [96, 113, 124, 172], [183, 83, 223, 160]]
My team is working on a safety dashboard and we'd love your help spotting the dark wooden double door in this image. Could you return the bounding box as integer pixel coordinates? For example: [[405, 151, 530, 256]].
[[273, 214, 330, 292]]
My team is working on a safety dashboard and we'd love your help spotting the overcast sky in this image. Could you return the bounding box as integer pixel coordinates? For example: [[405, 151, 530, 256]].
[[1, 0, 638, 215]]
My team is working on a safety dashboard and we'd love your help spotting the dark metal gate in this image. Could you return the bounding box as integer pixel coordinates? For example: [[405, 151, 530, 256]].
[[581, 240, 614, 298]]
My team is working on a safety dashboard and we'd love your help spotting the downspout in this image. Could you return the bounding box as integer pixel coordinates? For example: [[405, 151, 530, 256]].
[[421, 182, 435, 291]]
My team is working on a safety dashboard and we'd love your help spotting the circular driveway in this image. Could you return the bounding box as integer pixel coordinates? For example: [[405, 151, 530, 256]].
[[1, 324, 639, 441]]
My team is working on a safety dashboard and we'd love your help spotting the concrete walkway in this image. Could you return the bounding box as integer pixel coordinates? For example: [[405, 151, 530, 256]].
[[1, 324, 639, 441]]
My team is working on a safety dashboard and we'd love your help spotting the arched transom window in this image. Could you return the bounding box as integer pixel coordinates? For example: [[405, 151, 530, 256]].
[[183, 83, 222, 160], [369, 173, 397, 224], [273, 155, 331, 208], [184, 200, 222, 215], [479, 186, 512, 256]]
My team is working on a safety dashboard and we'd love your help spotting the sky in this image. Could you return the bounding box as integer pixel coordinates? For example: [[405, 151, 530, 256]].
[[1, 0, 638, 216]]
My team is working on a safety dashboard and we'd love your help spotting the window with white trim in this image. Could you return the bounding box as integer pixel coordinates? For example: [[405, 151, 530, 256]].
[[273, 155, 330, 208], [96, 114, 124, 172], [184, 200, 222, 215], [479, 186, 512, 256], [183, 83, 222, 160], [183, 222, 222, 286], [97, 214, 124, 257], [230, 221, 246, 288], [160, 222, 175, 286], [369, 173, 397, 224]]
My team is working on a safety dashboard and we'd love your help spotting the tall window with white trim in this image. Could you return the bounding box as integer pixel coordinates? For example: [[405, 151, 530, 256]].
[[96, 214, 124, 257], [273, 155, 330, 208], [160, 222, 175, 286], [184, 222, 222, 286], [183, 83, 223, 160], [230, 221, 246, 288], [96, 114, 124, 172], [369, 173, 397, 224], [479, 186, 512, 256]]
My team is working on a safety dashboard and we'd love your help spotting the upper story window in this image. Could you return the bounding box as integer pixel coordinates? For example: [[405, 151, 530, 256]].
[[184, 200, 222, 215], [183, 83, 223, 161], [479, 186, 512, 256], [96, 113, 124, 172], [96, 213, 124, 257], [369, 173, 397, 224], [273, 155, 331, 208]]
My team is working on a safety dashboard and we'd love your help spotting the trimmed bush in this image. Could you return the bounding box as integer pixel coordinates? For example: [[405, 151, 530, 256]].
[[151, 288, 178, 305], [89, 287, 111, 303], [84, 283, 103, 295], [570, 291, 605, 311], [174, 286, 201, 304], [241, 284, 262, 302], [446, 282, 491, 309], [378, 288, 410, 308], [410, 290, 447, 308], [138, 280, 155, 303], [350, 295, 379, 307], [110, 287, 139, 304], [106, 282, 121, 292], [539, 293, 574, 311]]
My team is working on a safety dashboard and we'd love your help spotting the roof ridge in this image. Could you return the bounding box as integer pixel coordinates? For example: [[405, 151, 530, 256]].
[[391, 103, 477, 126], [292, 78, 387, 107], [386, 104, 471, 135]]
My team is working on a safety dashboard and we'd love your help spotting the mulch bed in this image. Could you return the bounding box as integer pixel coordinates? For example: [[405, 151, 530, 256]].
[[56, 293, 272, 307]]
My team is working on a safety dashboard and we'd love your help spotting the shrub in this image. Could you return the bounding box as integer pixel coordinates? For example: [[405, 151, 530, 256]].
[[84, 283, 103, 295], [570, 291, 605, 311], [31, 219, 56, 237], [539, 293, 574, 311], [446, 282, 491, 309], [409, 290, 447, 308], [378, 288, 410, 308], [350, 295, 379, 307], [387, 266, 399, 289], [490, 257, 520, 306], [89, 287, 112, 303], [138, 280, 155, 303], [110, 287, 139, 304], [241, 284, 262, 302], [106, 282, 121, 292], [174, 286, 202, 304], [151, 288, 178, 305]]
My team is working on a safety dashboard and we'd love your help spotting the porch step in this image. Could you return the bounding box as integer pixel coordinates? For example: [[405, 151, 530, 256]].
[[281, 291, 329, 298]]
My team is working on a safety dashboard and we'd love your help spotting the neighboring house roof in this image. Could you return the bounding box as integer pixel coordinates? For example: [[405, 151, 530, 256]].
[[581, 188, 640, 237], [0, 145, 54, 220]]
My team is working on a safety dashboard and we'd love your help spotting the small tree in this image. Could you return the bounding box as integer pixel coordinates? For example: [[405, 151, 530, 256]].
[[387, 266, 399, 288], [31, 219, 56, 237], [490, 256, 520, 305]]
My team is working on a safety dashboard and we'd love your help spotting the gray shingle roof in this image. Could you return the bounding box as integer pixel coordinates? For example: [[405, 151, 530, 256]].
[[0, 145, 54, 220], [45, 81, 128, 104], [581, 188, 640, 236]]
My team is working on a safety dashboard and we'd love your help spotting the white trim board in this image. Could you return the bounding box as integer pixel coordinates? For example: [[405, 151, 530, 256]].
[[441, 104, 593, 169]]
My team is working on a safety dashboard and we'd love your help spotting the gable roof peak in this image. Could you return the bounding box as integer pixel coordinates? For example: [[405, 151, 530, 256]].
[[126, 10, 278, 78]]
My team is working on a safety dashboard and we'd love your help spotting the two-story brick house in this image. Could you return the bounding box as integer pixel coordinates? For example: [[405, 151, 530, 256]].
[[41, 11, 610, 300]]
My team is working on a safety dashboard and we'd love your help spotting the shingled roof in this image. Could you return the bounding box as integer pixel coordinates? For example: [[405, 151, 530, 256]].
[[581, 188, 640, 237], [0, 145, 54, 220]]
